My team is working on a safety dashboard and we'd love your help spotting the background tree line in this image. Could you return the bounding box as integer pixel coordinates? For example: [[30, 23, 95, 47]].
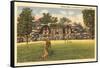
[[17, 8, 95, 44]]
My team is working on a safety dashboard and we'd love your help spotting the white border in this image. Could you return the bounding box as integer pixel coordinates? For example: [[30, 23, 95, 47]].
[[14, 2, 97, 66]]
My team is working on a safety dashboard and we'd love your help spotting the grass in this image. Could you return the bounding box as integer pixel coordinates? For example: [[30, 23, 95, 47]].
[[17, 40, 95, 63]]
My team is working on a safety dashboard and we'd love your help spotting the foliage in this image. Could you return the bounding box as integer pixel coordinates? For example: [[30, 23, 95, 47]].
[[59, 17, 71, 24], [17, 8, 33, 44], [39, 13, 58, 24], [82, 9, 95, 38]]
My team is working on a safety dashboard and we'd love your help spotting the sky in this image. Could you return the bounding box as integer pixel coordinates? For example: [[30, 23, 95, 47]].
[[17, 6, 85, 26]]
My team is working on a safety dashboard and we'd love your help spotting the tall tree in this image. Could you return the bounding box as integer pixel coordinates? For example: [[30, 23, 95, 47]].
[[17, 8, 33, 44], [51, 17, 58, 24], [59, 17, 71, 24], [39, 13, 58, 24], [39, 13, 52, 24], [59, 17, 71, 28], [59, 17, 71, 43], [82, 9, 95, 39]]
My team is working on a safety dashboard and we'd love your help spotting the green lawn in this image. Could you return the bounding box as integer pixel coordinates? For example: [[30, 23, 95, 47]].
[[17, 40, 95, 63]]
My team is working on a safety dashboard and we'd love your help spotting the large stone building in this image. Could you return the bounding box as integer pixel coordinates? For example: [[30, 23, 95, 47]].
[[30, 23, 91, 41]]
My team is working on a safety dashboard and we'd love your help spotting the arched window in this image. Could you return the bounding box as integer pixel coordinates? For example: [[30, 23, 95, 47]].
[[40, 25, 51, 35]]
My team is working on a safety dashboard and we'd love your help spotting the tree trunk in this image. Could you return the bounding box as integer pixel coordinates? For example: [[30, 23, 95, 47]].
[[26, 35, 28, 44]]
